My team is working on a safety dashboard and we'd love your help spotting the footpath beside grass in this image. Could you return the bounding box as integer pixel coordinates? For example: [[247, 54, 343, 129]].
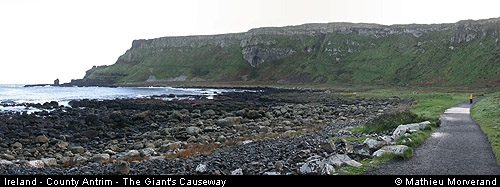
[[471, 95, 500, 166], [333, 86, 485, 174]]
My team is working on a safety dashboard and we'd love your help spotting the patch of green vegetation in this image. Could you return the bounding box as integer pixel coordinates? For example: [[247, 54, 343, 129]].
[[471, 95, 500, 166], [328, 136, 368, 143], [352, 110, 427, 134]]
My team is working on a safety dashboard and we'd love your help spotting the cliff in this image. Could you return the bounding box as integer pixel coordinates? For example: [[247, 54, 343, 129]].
[[76, 17, 500, 87]]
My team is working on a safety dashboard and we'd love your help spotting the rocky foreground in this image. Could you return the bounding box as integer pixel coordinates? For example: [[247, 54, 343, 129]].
[[0, 87, 411, 175]]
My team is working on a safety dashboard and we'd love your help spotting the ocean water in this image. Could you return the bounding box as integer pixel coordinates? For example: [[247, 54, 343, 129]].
[[0, 84, 242, 112]]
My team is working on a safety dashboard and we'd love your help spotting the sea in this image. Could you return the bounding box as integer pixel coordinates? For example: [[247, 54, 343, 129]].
[[0, 84, 244, 113]]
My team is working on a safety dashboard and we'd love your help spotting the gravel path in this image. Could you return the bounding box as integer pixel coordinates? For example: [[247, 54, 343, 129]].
[[364, 97, 500, 175]]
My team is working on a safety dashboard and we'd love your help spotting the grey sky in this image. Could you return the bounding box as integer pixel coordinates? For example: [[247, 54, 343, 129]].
[[1, 0, 499, 84]]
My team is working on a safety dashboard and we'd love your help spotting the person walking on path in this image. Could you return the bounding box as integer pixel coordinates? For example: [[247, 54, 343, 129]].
[[470, 94, 474, 104]]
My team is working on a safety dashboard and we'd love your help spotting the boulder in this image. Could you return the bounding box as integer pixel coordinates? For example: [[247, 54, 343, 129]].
[[115, 160, 130, 174], [392, 121, 430, 139], [298, 155, 326, 175], [0, 159, 13, 165], [186, 126, 201, 135], [91, 154, 110, 163], [140, 148, 157, 157], [202, 110, 216, 116], [0, 154, 15, 160], [83, 130, 99, 138], [372, 145, 409, 157], [324, 154, 352, 168], [319, 140, 336, 153], [230, 168, 243, 175], [35, 135, 49, 144], [159, 142, 182, 152], [215, 117, 242, 127], [13, 142, 22, 149], [27, 160, 45, 168], [196, 164, 207, 173], [69, 146, 85, 154], [363, 138, 384, 151], [41, 158, 58, 166], [124, 150, 140, 158]]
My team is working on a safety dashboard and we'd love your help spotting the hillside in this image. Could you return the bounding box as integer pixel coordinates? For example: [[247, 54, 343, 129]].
[[73, 17, 500, 87]]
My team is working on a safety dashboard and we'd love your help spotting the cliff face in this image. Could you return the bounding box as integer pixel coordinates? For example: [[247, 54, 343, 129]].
[[80, 17, 500, 86]]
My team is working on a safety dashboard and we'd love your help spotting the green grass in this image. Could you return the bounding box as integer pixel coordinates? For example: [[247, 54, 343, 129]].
[[352, 110, 427, 134], [471, 95, 500, 166]]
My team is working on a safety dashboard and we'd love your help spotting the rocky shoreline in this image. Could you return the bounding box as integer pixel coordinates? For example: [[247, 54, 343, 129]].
[[0, 87, 411, 175]]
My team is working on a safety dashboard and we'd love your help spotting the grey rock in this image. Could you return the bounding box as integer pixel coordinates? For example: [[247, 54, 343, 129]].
[[35, 135, 49, 144], [324, 154, 352, 168], [27, 160, 45, 168], [132, 143, 144, 150], [195, 164, 207, 173], [0, 159, 13, 165], [13, 142, 22, 149], [140, 148, 157, 157], [186, 126, 201, 135], [230, 168, 243, 175], [125, 150, 140, 158], [159, 142, 182, 152], [319, 140, 336, 153], [202, 110, 216, 116], [91, 154, 110, 162], [1, 154, 15, 160], [69, 146, 85, 154], [372, 145, 409, 157], [393, 121, 430, 139], [363, 138, 384, 151], [215, 117, 242, 127], [298, 156, 323, 174], [41, 158, 58, 166], [83, 130, 99, 138], [115, 160, 130, 174]]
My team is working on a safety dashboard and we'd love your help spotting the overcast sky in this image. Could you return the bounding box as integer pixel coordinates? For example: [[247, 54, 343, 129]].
[[1, 0, 499, 84]]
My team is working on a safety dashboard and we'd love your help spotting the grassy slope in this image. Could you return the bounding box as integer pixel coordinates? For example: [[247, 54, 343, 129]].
[[471, 94, 500, 166], [84, 21, 500, 87]]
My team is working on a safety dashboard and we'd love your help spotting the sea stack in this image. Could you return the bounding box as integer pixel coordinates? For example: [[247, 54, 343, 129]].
[[53, 78, 60, 86]]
